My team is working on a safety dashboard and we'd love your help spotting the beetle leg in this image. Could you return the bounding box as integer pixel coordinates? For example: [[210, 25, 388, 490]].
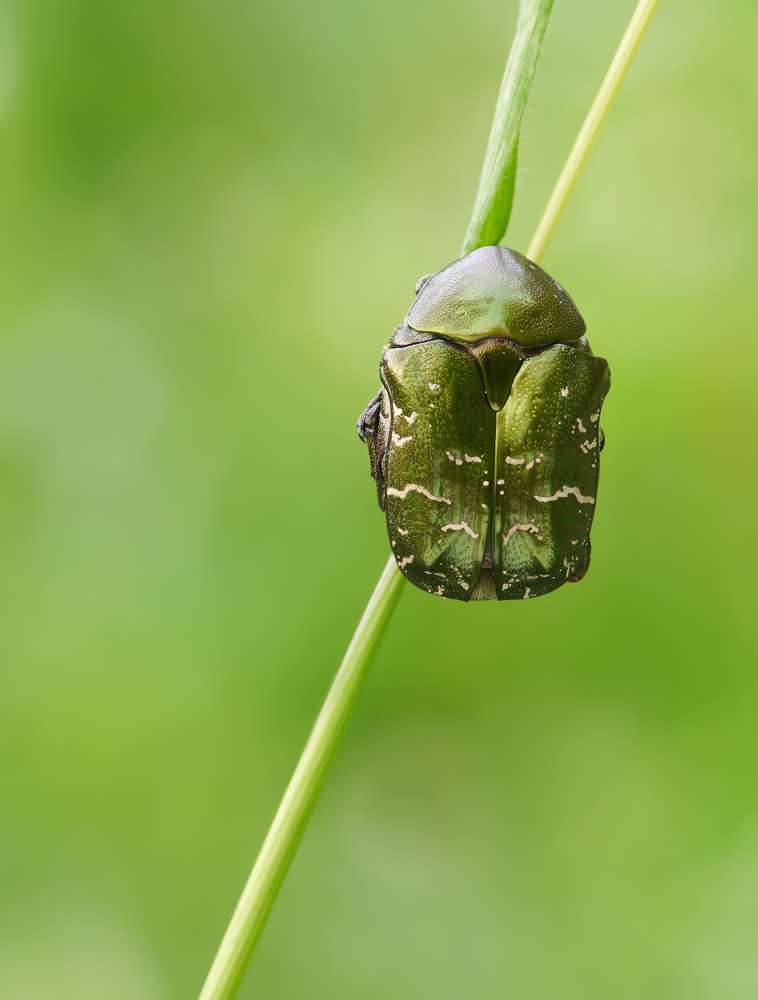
[[357, 390, 383, 442], [567, 541, 591, 583], [358, 389, 389, 507]]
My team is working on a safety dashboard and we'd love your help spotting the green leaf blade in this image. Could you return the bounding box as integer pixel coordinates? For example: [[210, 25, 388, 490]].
[[461, 0, 554, 256]]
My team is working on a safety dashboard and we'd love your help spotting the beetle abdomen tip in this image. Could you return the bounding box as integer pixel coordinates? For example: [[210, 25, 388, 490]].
[[470, 570, 497, 601]]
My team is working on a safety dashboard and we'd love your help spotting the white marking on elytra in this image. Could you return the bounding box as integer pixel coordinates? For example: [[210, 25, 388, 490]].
[[590, 412, 600, 423], [503, 522, 540, 546], [505, 456, 524, 465], [397, 527, 409, 536], [497, 479, 505, 485], [579, 438, 598, 454], [399, 554, 414, 569], [391, 432, 413, 447], [446, 451, 463, 466], [525, 461, 534, 469], [435, 585, 444, 595], [560, 387, 569, 397], [401, 411, 418, 425], [425, 570, 447, 579], [523, 587, 532, 599], [483, 480, 489, 486], [429, 403, 435, 408], [387, 484, 452, 504], [576, 417, 587, 433], [465, 454, 482, 463], [534, 485, 595, 505], [428, 382, 440, 390], [441, 521, 479, 539]]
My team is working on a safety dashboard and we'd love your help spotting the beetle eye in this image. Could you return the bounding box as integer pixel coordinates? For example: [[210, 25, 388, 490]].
[[414, 274, 434, 295]]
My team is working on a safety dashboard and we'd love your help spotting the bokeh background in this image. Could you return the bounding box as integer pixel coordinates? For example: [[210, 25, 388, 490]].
[[0, 0, 756, 996]]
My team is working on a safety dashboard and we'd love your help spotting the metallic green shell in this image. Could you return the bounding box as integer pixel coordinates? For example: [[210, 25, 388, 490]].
[[377, 341, 609, 601], [491, 344, 610, 600], [381, 340, 494, 600], [359, 247, 611, 602], [405, 246, 585, 347]]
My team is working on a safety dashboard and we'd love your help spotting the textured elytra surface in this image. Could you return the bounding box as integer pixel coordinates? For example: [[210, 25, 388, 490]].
[[492, 345, 610, 600], [372, 337, 609, 601], [380, 340, 495, 600], [405, 246, 586, 347]]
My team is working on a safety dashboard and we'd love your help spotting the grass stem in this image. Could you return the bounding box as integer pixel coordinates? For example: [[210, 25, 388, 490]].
[[198, 556, 405, 1000], [527, 0, 660, 265], [197, 2, 659, 996], [462, 0, 554, 255]]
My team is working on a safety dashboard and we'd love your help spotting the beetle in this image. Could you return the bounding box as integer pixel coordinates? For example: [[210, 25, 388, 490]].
[[358, 245, 610, 601]]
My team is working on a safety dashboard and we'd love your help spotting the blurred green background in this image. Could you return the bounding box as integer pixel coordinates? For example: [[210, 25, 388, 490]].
[[0, 0, 756, 996]]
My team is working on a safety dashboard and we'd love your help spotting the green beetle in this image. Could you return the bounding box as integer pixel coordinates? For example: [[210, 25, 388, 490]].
[[358, 246, 610, 601]]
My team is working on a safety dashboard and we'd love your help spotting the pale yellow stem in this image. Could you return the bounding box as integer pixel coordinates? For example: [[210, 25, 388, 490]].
[[527, 0, 660, 266]]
